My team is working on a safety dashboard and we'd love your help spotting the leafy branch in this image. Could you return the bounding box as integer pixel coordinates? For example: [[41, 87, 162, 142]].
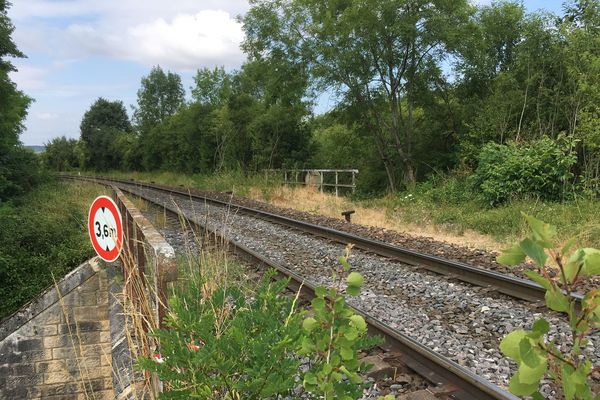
[[498, 213, 599, 399]]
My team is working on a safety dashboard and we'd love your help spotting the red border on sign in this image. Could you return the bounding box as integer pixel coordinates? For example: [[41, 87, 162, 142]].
[[88, 195, 123, 262]]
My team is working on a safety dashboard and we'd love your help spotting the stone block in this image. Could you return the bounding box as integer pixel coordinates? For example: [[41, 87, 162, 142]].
[[6, 373, 44, 386], [100, 331, 111, 343], [81, 275, 100, 292], [361, 355, 398, 380], [42, 324, 58, 336], [39, 306, 62, 324], [52, 346, 77, 360], [97, 291, 109, 306], [59, 321, 103, 335], [0, 385, 29, 399], [11, 363, 35, 376], [80, 291, 99, 306], [0, 349, 51, 364], [44, 371, 77, 385], [73, 306, 105, 322], [38, 382, 81, 397], [16, 338, 43, 352], [36, 360, 67, 374]]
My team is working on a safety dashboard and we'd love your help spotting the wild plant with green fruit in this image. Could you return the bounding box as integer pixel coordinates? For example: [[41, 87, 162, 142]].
[[497, 213, 599, 399], [299, 244, 382, 400]]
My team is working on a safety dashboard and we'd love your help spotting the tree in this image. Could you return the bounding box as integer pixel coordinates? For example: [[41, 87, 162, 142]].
[[192, 66, 233, 107], [133, 66, 185, 133], [0, 0, 37, 200], [243, 0, 472, 189], [80, 98, 131, 171], [42, 136, 80, 171]]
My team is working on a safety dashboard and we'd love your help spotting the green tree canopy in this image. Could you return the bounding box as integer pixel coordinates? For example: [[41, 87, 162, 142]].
[[0, 0, 37, 200], [243, 0, 473, 189], [133, 65, 185, 133], [80, 98, 131, 171], [192, 66, 233, 107]]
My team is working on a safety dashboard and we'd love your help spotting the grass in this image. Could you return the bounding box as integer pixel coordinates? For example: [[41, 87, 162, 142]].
[[78, 170, 600, 251], [0, 179, 107, 319], [85, 170, 282, 199]]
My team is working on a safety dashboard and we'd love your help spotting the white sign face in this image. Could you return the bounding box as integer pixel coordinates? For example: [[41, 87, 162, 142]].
[[92, 207, 119, 252], [88, 196, 123, 262]]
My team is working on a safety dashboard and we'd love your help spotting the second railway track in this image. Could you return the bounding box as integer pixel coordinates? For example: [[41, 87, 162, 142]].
[[66, 176, 599, 399]]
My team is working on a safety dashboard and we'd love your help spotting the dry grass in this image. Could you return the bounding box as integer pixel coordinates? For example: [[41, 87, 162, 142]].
[[248, 185, 504, 252]]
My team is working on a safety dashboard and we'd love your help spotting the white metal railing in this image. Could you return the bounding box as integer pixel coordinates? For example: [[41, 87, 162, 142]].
[[266, 169, 358, 196]]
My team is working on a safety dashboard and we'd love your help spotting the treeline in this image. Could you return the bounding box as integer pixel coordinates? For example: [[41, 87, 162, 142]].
[[0, 0, 40, 202], [44, 63, 312, 174], [43, 0, 600, 201]]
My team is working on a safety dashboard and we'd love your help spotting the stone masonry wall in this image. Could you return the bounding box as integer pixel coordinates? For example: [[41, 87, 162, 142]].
[[0, 258, 113, 399]]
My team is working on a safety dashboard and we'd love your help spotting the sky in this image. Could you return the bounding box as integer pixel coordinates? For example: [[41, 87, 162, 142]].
[[9, 0, 564, 146]]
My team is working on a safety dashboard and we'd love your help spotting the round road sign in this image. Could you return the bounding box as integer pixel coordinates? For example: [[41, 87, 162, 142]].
[[88, 195, 123, 262]]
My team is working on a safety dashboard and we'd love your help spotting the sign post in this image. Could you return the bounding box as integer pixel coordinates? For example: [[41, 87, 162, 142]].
[[88, 195, 123, 262]]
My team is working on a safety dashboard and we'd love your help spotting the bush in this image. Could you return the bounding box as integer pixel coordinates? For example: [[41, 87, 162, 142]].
[[139, 274, 303, 399], [473, 137, 577, 205], [0, 181, 97, 318]]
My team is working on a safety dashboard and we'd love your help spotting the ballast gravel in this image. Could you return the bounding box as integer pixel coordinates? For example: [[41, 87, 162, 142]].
[[119, 183, 599, 397]]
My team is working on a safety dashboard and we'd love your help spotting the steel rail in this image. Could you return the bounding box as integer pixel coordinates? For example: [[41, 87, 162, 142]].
[[65, 175, 583, 305], [96, 178, 519, 400]]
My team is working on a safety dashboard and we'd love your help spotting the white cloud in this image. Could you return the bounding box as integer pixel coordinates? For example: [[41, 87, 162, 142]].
[[9, 65, 48, 90], [10, 1, 249, 71], [125, 11, 245, 69]]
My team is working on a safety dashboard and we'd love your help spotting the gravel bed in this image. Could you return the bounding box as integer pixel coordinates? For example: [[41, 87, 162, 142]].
[[122, 183, 599, 397], [139, 181, 599, 294], [137, 200, 431, 399]]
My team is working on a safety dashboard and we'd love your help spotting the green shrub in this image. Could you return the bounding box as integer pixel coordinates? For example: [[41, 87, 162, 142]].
[[139, 273, 303, 399], [0, 181, 98, 318], [473, 137, 577, 205]]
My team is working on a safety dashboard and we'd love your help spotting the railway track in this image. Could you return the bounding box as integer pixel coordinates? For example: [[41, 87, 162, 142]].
[[64, 175, 598, 400]]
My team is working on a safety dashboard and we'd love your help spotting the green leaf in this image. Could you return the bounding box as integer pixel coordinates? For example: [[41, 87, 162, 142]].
[[340, 346, 354, 360], [500, 330, 527, 361], [339, 256, 350, 271], [300, 337, 315, 354], [582, 251, 600, 276], [347, 272, 364, 288], [312, 297, 326, 312], [545, 288, 570, 313], [303, 317, 317, 332], [525, 271, 552, 290], [497, 244, 526, 265], [518, 338, 539, 368], [303, 372, 317, 387], [349, 315, 367, 332], [520, 238, 548, 266], [562, 364, 576, 400], [344, 326, 358, 341], [508, 371, 539, 396], [346, 285, 360, 296], [315, 287, 327, 297], [519, 358, 547, 385], [528, 319, 550, 339], [522, 213, 556, 245], [531, 392, 545, 400]]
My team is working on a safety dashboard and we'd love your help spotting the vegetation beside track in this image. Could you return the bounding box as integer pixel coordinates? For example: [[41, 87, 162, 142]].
[[0, 180, 105, 319], [82, 171, 600, 251]]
